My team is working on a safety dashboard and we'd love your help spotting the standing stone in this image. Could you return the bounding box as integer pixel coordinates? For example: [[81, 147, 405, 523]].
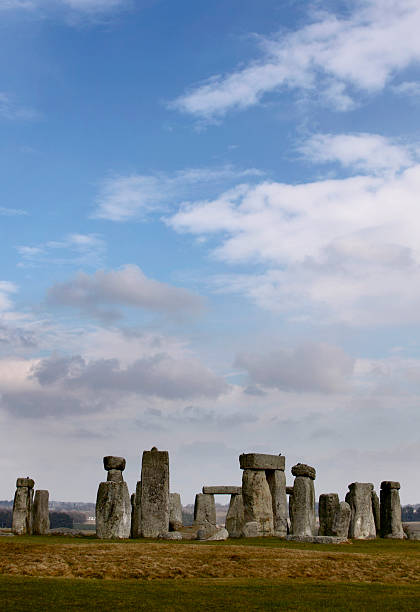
[[242, 469, 274, 536], [12, 478, 34, 535], [345, 482, 376, 539], [319, 493, 340, 536], [32, 490, 50, 535], [140, 447, 170, 538], [266, 469, 287, 537], [131, 481, 142, 538], [194, 493, 216, 526], [225, 493, 244, 538], [331, 501, 351, 538], [380, 481, 404, 539], [104, 456, 125, 483], [169, 493, 183, 531], [371, 489, 380, 533], [96, 481, 131, 539], [290, 464, 316, 537]]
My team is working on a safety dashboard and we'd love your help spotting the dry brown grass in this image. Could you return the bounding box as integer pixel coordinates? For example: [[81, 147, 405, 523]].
[[0, 540, 419, 584]]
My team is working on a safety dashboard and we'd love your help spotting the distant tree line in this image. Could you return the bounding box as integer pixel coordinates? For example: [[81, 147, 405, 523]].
[[0, 509, 74, 529], [402, 505, 420, 522]]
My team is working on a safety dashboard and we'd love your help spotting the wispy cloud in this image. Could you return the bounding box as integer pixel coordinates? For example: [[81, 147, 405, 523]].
[[171, 0, 420, 119], [0, 206, 27, 216], [0, 0, 127, 14], [0, 92, 39, 121], [17, 233, 106, 267]]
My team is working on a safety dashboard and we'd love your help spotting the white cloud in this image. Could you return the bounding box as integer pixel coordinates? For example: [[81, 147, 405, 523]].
[[172, 0, 420, 119], [0, 92, 39, 121], [0, 0, 127, 14], [93, 166, 263, 221], [0, 281, 17, 312], [393, 80, 420, 98], [47, 264, 204, 320], [0, 206, 27, 216], [17, 233, 106, 267]]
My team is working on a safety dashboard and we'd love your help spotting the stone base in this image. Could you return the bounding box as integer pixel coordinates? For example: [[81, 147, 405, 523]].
[[286, 535, 348, 544]]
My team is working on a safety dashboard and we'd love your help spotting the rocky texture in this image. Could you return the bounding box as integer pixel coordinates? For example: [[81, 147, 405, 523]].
[[266, 469, 287, 537], [194, 493, 216, 526], [291, 464, 316, 480], [196, 520, 219, 540], [140, 447, 170, 538], [241, 521, 259, 538], [32, 490, 50, 535], [96, 481, 131, 539], [103, 456, 126, 471], [331, 501, 351, 538], [205, 527, 229, 541], [160, 531, 182, 540], [130, 481, 142, 538], [380, 481, 403, 539], [371, 490, 380, 533], [345, 482, 376, 539], [403, 523, 420, 541], [12, 477, 34, 535], [107, 469, 123, 483], [289, 465, 316, 537], [225, 493, 244, 538], [239, 453, 285, 471], [202, 486, 242, 495], [318, 493, 340, 536], [242, 469, 274, 536], [286, 535, 348, 544], [169, 493, 183, 531]]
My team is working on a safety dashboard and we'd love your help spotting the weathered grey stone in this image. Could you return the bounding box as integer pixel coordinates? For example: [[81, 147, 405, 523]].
[[205, 527, 229, 541], [131, 481, 142, 538], [291, 463, 316, 480], [32, 490, 50, 535], [140, 447, 170, 538], [331, 501, 351, 538], [286, 486, 294, 495], [96, 481, 131, 539], [371, 490, 380, 533], [107, 469, 123, 483], [169, 493, 183, 531], [197, 520, 219, 540], [103, 456, 126, 471], [403, 523, 420, 540], [225, 493, 244, 538], [286, 535, 348, 544], [266, 469, 287, 537], [241, 521, 259, 538], [194, 493, 216, 526], [240, 453, 285, 471], [242, 469, 274, 536], [380, 481, 403, 539], [160, 531, 182, 540], [345, 482, 376, 539], [12, 478, 34, 535], [202, 486, 242, 495], [289, 475, 316, 536], [318, 493, 340, 536]]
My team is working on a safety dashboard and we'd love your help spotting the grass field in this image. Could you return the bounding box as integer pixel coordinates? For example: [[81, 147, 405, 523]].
[[0, 536, 418, 610]]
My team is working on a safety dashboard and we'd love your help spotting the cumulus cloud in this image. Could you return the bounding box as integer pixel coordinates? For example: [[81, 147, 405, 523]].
[[47, 264, 204, 320], [236, 343, 355, 393], [171, 0, 420, 119]]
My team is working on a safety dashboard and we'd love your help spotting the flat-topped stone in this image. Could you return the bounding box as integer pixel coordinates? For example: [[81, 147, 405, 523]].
[[291, 464, 316, 480], [381, 481, 400, 490], [202, 486, 242, 495], [239, 453, 285, 471], [103, 456, 126, 471], [16, 478, 34, 488]]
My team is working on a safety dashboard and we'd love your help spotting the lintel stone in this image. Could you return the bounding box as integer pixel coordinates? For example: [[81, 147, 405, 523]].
[[239, 453, 285, 471], [381, 481, 400, 490], [202, 486, 242, 495]]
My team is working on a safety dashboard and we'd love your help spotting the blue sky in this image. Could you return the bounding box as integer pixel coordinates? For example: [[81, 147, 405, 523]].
[[1, 0, 420, 504]]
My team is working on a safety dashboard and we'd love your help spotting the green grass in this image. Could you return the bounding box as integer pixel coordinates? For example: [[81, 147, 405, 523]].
[[0, 575, 419, 611]]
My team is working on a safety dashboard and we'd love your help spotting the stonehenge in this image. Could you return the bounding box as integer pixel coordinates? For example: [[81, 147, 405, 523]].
[[96, 456, 131, 539], [194, 493, 216, 526], [201, 485, 244, 538], [169, 493, 183, 531], [380, 481, 404, 539], [12, 478, 34, 535], [318, 493, 340, 536], [140, 447, 170, 538], [331, 501, 351, 538], [32, 490, 50, 535], [289, 463, 316, 537], [345, 482, 377, 539]]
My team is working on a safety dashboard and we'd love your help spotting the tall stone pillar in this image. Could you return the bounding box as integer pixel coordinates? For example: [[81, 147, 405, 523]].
[[225, 493, 244, 538], [169, 493, 183, 531], [194, 493, 216, 526], [318, 493, 340, 536], [131, 481, 142, 538], [96, 456, 131, 539], [140, 447, 170, 538], [345, 482, 376, 539], [331, 501, 351, 537], [290, 463, 316, 536], [32, 490, 50, 535], [12, 478, 34, 535], [380, 481, 404, 539]]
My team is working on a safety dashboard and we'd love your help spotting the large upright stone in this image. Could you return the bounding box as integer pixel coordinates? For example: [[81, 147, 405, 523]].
[[266, 469, 287, 537], [169, 493, 183, 531], [380, 481, 404, 539], [131, 481, 142, 538], [345, 482, 376, 539], [331, 501, 351, 538], [96, 481, 131, 539], [194, 493, 216, 525], [32, 490, 50, 535], [225, 493, 244, 538], [12, 478, 34, 535], [371, 489, 380, 533], [242, 470, 274, 536], [319, 493, 340, 536], [290, 476, 316, 536], [140, 447, 170, 538]]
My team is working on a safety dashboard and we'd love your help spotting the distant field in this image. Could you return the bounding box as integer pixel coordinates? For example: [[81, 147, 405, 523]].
[[0, 536, 418, 610]]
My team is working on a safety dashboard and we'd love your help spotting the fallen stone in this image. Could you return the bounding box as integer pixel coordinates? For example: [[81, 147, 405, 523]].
[[32, 490, 50, 535], [194, 493, 216, 526], [160, 531, 182, 540], [197, 520, 219, 540], [291, 464, 316, 480], [345, 482, 376, 539], [403, 523, 420, 541], [225, 493, 244, 538], [289, 474, 316, 536], [331, 501, 351, 538], [286, 535, 348, 544], [49, 528, 87, 537], [140, 447, 170, 538], [266, 469, 287, 537], [202, 486, 242, 495], [318, 493, 340, 536], [242, 469, 274, 536], [169, 492, 183, 531], [205, 527, 229, 541], [103, 456, 126, 471], [96, 481, 131, 539], [380, 481, 403, 539], [239, 453, 285, 471]]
